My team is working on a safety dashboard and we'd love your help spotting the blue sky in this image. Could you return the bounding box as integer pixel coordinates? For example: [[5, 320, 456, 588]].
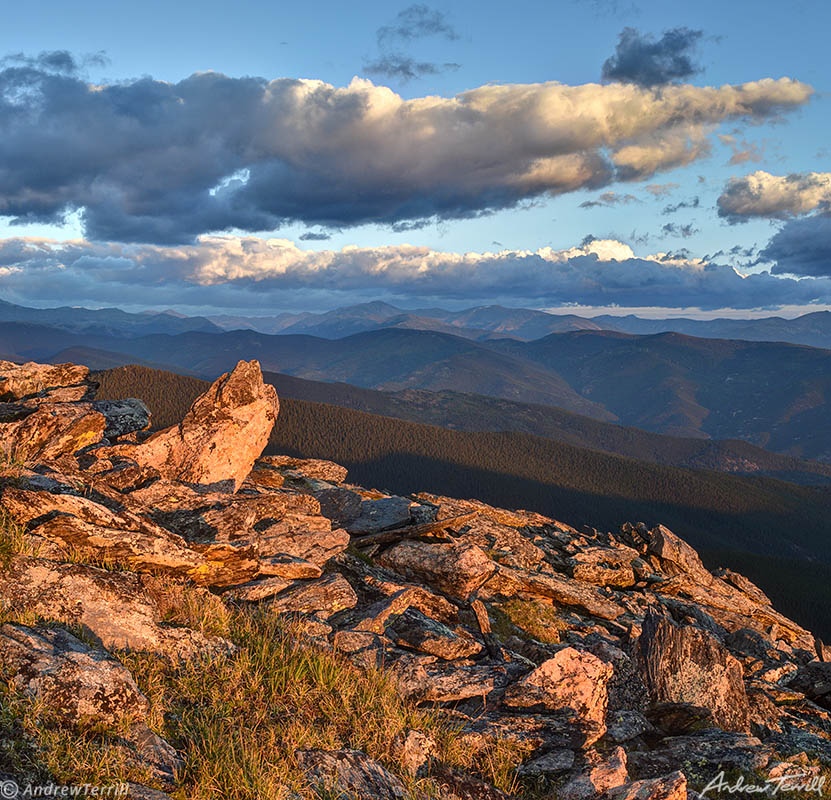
[[0, 0, 829, 316]]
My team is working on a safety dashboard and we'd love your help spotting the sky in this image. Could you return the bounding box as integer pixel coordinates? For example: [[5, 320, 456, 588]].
[[0, 0, 829, 317]]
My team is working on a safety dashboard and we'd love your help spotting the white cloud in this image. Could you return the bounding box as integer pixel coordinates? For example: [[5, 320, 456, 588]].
[[718, 170, 831, 221], [0, 58, 814, 242]]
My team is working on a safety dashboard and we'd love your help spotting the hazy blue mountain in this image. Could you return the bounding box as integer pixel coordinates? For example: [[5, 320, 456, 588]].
[[592, 310, 831, 349], [0, 297, 220, 337]]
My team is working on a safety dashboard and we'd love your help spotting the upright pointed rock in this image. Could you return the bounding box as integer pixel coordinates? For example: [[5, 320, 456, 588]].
[[116, 360, 278, 491]]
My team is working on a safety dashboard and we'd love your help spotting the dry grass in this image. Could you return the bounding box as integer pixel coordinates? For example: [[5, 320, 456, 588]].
[[0, 507, 34, 567], [3, 603, 530, 798], [491, 597, 566, 645]]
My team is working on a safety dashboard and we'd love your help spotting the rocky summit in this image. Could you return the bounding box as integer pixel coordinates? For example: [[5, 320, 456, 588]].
[[1, 359, 831, 800]]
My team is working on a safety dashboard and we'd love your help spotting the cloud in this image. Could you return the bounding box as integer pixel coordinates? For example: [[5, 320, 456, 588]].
[[365, 4, 459, 81], [602, 27, 704, 86], [376, 4, 459, 47], [662, 196, 700, 215], [760, 213, 831, 277], [2, 234, 829, 312], [0, 50, 108, 74], [579, 191, 640, 209], [718, 134, 765, 166], [718, 170, 831, 221], [0, 57, 813, 243], [298, 231, 331, 241], [364, 54, 460, 80], [661, 222, 699, 238], [644, 182, 679, 198]]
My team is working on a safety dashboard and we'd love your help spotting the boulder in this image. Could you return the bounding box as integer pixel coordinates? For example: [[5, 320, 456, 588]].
[[637, 610, 750, 733], [0, 556, 228, 659], [605, 772, 687, 800], [606, 710, 654, 743], [559, 747, 628, 800], [569, 545, 640, 588], [502, 647, 612, 743], [113, 360, 278, 491], [377, 541, 496, 599], [1, 402, 106, 461], [0, 623, 149, 725], [295, 748, 406, 800], [387, 609, 483, 660], [93, 398, 151, 439], [788, 662, 831, 710], [392, 729, 436, 779], [646, 525, 712, 582], [0, 361, 93, 401], [429, 763, 515, 799]]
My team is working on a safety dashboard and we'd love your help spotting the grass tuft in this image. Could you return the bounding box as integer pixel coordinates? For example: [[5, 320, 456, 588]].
[[490, 597, 565, 645]]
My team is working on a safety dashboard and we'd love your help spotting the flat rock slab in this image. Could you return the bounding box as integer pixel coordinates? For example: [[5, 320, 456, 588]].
[[0, 556, 229, 660], [484, 563, 625, 621], [269, 574, 358, 619], [1, 402, 106, 461], [295, 748, 406, 800], [0, 361, 92, 401], [347, 496, 417, 535], [257, 455, 349, 485]]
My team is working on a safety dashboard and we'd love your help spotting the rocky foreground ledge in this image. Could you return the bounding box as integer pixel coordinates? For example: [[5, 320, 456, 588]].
[[1, 359, 831, 799]]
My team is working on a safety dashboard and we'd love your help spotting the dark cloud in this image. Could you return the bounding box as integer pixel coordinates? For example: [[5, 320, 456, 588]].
[[579, 191, 640, 209], [602, 27, 704, 86], [761, 213, 831, 277], [365, 4, 460, 81], [298, 231, 331, 241], [0, 50, 108, 74], [661, 222, 699, 238], [662, 197, 700, 215], [376, 4, 459, 47], [364, 54, 460, 81], [0, 59, 812, 244], [2, 235, 830, 312]]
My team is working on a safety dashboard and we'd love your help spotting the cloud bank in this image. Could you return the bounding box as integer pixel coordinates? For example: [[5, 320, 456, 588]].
[[0, 57, 812, 243], [1, 235, 828, 312], [718, 170, 831, 221], [760, 214, 831, 277]]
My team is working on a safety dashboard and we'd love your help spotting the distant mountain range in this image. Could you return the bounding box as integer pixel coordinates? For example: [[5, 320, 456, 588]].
[[1, 319, 828, 464], [5, 295, 831, 348], [0, 297, 220, 337], [205, 300, 831, 349]]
